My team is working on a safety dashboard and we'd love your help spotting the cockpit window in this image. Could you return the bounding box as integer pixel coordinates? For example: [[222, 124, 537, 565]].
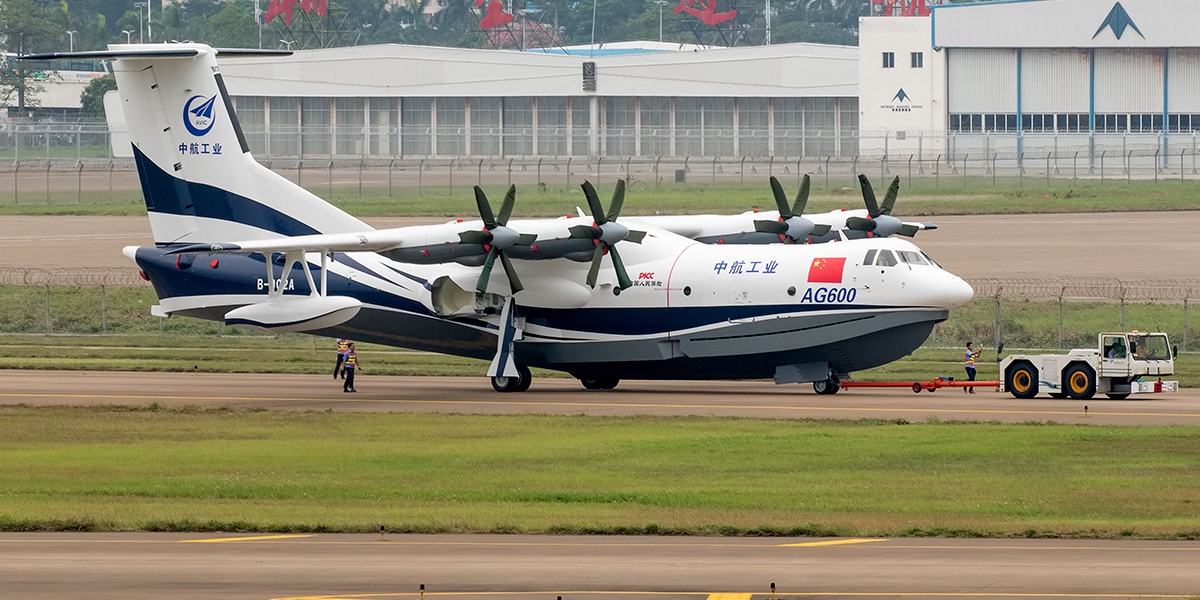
[[1131, 334, 1170, 360], [863, 250, 877, 266], [921, 251, 942, 268], [898, 251, 928, 265], [875, 250, 898, 267]]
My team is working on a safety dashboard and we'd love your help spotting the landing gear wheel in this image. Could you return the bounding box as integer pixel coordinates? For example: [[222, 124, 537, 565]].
[[813, 376, 841, 395], [515, 365, 532, 392], [1064, 364, 1096, 400], [581, 376, 620, 390], [1005, 362, 1039, 399], [491, 365, 532, 393]]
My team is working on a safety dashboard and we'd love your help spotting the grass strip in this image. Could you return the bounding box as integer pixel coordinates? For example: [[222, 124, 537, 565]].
[[1, 406, 1198, 538]]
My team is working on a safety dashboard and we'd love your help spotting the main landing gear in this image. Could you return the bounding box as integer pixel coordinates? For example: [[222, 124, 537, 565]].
[[491, 364, 532, 393], [813, 374, 842, 395], [580, 376, 620, 390]]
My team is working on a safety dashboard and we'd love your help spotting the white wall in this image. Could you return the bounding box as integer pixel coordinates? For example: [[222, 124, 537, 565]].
[[858, 16, 946, 155]]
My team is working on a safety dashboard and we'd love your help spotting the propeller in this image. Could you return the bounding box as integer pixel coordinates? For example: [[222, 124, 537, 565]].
[[569, 180, 646, 290], [460, 185, 536, 295], [845, 175, 910, 238], [752, 175, 832, 243]]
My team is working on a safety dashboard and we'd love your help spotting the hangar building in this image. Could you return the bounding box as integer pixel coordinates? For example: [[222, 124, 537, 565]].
[[859, 0, 1200, 161], [216, 42, 860, 158]]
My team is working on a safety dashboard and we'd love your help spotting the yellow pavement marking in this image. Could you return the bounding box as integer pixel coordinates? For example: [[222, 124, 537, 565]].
[[1, 391, 1198, 419], [181, 534, 313, 543], [778, 538, 887, 547], [707, 594, 752, 600], [271, 592, 1198, 600]]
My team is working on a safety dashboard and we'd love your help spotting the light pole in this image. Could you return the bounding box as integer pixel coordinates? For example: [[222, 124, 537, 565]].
[[765, 0, 771, 45], [122, 30, 133, 44], [67, 30, 76, 52], [134, 2, 146, 43], [655, 0, 667, 42]]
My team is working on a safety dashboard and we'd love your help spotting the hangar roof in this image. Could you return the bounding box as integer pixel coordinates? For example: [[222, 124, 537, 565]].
[[932, 0, 1200, 49], [217, 42, 857, 98]]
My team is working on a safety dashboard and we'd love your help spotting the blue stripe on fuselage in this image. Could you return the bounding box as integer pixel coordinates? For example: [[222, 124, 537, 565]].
[[132, 145, 320, 238]]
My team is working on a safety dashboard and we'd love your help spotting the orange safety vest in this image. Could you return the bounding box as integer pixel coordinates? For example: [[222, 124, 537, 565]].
[[337, 339, 349, 355], [965, 349, 976, 366], [344, 351, 357, 368]]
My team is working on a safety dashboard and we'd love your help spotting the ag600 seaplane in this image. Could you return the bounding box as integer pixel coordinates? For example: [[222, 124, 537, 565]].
[[27, 44, 973, 393]]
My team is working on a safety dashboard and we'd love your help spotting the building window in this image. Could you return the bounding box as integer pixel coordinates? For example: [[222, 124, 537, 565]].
[[911, 52, 923, 68], [882, 52, 895, 68]]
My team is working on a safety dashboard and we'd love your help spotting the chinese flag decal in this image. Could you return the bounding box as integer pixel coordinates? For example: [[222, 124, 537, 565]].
[[807, 257, 846, 284]]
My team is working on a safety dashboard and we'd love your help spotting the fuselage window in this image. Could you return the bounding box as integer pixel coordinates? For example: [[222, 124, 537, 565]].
[[863, 249, 877, 266], [875, 250, 898, 267], [898, 251, 928, 265]]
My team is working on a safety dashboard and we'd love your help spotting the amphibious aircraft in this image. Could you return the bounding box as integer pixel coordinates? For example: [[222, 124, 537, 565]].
[[26, 44, 973, 394]]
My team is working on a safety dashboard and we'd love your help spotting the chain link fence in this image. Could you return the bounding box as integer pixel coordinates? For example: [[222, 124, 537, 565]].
[[0, 269, 1196, 351]]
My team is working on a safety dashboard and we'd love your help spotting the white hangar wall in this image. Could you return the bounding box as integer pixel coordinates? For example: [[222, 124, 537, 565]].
[[216, 43, 861, 159], [860, 0, 1200, 161]]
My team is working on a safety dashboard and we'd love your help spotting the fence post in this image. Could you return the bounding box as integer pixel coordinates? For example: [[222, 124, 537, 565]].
[[508, 157, 514, 187], [1073, 152, 1078, 185], [327, 160, 334, 199], [537, 157, 543, 189], [566, 156, 572, 189], [45, 284, 51, 334], [653, 156, 661, 189], [993, 287, 1002, 351], [478, 158, 484, 186], [1057, 286, 1065, 350], [418, 158, 425, 196], [1184, 297, 1189, 353], [297, 159, 302, 187], [46, 160, 52, 204], [1100, 151, 1105, 183], [962, 153, 967, 187], [907, 154, 913, 184], [388, 158, 395, 197], [108, 160, 115, 202], [358, 159, 364, 198], [1127, 150, 1132, 185], [935, 154, 941, 188], [824, 156, 831, 190], [740, 156, 746, 188], [1154, 148, 1160, 184], [448, 159, 454, 196], [1045, 154, 1050, 187], [77, 161, 84, 203], [13, 162, 18, 204], [101, 285, 107, 335], [712, 156, 718, 184], [597, 156, 603, 189]]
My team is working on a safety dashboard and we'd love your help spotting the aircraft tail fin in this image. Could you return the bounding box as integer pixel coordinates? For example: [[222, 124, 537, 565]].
[[41, 45, 370, 244]]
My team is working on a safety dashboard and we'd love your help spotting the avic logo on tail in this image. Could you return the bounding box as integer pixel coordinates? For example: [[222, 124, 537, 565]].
[[183, 95, 218, 137]]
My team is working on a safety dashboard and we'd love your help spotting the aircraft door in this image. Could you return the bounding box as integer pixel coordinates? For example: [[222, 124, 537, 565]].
[[849, 249, 885, 300]]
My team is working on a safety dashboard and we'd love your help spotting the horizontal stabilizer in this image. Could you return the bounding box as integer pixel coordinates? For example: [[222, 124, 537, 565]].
[[19, 48, 290, 61], [167, 230, 406, 255]]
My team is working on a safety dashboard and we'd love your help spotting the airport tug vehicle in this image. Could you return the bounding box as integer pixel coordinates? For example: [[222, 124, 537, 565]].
[[999, 332, 1178, 400]]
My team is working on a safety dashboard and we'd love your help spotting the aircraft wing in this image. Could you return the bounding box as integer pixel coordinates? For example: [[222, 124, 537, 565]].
[[165, 229, 407, 255]]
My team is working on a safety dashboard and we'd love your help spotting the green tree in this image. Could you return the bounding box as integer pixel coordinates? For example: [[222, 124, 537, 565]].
[[79, 72, 115, 116], [205, 4, 258, 47], [0, 0, 63, 114]]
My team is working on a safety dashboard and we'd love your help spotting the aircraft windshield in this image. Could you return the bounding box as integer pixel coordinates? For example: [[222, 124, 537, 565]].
[[1130, 334, 1170, 360], [898, 251, 928, 265]]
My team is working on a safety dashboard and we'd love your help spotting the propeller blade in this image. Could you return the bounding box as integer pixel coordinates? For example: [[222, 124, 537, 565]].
[[768, 176, 792, 218], [496, 184, 517, 225], [585, 244, 605, 288], [473, 186, 497, 229], [754, 220, 788, 235], [898, 223, 921, 237], [475, 248, 498, 294], [857, 174, 881, 217], [458, 230, 492, 245], [608, 245, 632, 290], [624, 230, 647, 244], [580, 180, 608, 225], [811, 223, 832, 236], [880, 177, 900, 216], [498, 250, 523, 294], [845, 216, 874, 231], [515, 233, 538, 246], [568, 224, 600, 239], [606, 179, 626, 222], [791, 174, 811, 217]]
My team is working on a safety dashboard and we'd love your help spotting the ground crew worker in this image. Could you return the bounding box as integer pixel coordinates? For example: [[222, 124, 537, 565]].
[[334, 338, 350, 379], [343, 343, 358, 393], [964, 341, 980, 393]]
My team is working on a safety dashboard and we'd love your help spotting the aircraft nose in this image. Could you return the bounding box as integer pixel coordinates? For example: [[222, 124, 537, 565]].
[[944, 276, 974, 308]]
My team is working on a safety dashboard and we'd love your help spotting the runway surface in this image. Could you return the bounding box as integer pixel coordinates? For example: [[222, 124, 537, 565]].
[[3, 532, 1199, 600], [4, 211, 1200, 280], [2, 371, 1198, 425]]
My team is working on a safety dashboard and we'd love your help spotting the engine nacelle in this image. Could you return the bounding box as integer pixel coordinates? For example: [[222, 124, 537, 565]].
[[224, 295, 362, 333]]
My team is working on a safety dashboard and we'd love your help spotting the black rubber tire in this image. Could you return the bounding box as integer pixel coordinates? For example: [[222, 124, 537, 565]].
[[491, 374, 520, 393], [813, 376, 841, 395], [1005, 362, 1039, 399], [1049, 393, 1067, 399], [912, 382, 923, 393], [1063, 363, 1097, 400], [1106, 393, 1130, 400], [581, 376, 619, 390], [514, 365, 532, 392]]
